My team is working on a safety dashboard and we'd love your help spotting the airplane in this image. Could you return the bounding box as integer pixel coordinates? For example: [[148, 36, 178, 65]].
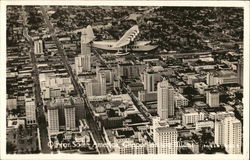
[[74, 25, 158, 53]]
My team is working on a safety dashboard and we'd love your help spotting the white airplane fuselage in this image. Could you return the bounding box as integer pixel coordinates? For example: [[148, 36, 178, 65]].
[[92, 40, 158, 52]]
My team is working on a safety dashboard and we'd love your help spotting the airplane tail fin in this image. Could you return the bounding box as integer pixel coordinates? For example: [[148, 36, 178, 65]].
[[79, 25, 95, 44], [86, 25, 95, 41]]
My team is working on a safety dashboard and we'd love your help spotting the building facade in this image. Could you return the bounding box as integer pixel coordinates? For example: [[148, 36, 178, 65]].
[[47, 107, 59, 133], [182, 109, 205, 125], [144, 71, 155, 93], [154, 127, 178, 154], [157, 80, 174, 119], [206, 90, 220, 107], [98, 72, 107, 95], [75, 54, 91, 75], [174, 92, 189, 108], [25, 98, 36, 125], [207, 72, 216, 86], [81, 42, 91, 55], [214, 116, 242, 154], [64, 106, 76, 131], [34, 40, 43, 55]]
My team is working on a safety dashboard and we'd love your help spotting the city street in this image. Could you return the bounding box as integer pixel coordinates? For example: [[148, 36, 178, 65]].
[[22, 6, 50, 153], [40, 6, 109, 154]]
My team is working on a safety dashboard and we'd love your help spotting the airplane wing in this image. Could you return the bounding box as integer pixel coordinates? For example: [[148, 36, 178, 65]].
[[113, 25, 139, 48]]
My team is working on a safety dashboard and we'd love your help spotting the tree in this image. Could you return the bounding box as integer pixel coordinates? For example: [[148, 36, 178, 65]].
[[7, 141, 16, 154], [235, 92, 243, 101], [57, 133, 64, 143]]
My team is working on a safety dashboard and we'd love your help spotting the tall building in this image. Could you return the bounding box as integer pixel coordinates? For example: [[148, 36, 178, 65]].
[[223, 116, 242, 154], [81, 38, 91, 55], [85, 72, 106, 96], [75, 54, 91, 75], [214, 116, 242, 154], [98, 69, 114, 85], [207, 72, 216, 86], [47, 107, 59, 133], [144, 71, 155, 93], [34, 40, 43, 54], [25, 98, 36, 125], [47, 98, 78, 133], [152, 116, 169, 143], [98, 72, 106, 95], [237, 59, 243, 86], [64, 106, 76, 130], [157, 79, 174, 119], [75, 38, 92, 75], [85, 79, 102, 96], [206, 90, 219, 107], [154, 127, 178, 154], [214, 120, 224, 145], [85, 79, 94, 96]]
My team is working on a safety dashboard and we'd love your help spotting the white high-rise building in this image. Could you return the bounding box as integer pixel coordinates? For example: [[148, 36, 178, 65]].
[[207, 72, 216, 86], [85, 79, 104, 96], [214, 116, 242, 154], [64, 106, 76, 130], [152, 116, 169, 143], [157, 79, 174, 119], [154, 127, 178, 154], [144, 71, 155, 93], [81, 39, 91, 55], [75, 54, 91, 75], [85, 79, 94, 96], [85, 72, 106, 96], [214, 120, 224, 145], [223, 116, 242, 154], [206, 90, 219, 107], [98, 69, 114, 85], [75, 39, 92, 75], [47, 107, 59, 133], [25, 98, 36, 125], [34, 40, 43, 54], [98, 72, 106, 95]]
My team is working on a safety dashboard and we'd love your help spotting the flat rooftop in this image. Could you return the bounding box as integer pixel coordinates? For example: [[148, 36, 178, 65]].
[[156, 127, 177, 133]]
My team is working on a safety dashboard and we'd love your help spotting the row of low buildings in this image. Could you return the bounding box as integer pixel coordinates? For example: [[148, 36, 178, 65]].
[[6, 6, 41, 154]]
